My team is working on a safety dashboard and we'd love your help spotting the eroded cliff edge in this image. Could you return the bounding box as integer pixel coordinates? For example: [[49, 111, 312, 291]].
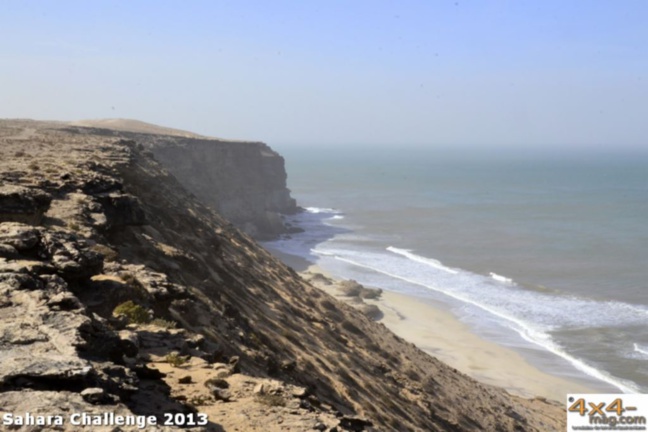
[[64, 120, 299, 240], [0, 120, 565, 431]]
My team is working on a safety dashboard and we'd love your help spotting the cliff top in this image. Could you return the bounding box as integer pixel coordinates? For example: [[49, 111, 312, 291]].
[[69, 119, 270, 146], [69, 119, 211, 139]]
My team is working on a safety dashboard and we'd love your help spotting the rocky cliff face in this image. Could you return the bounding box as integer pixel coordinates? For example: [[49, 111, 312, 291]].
[[146, 138, 298, 239], [0, 120, 565, 431], [54, 122, 298, 240]]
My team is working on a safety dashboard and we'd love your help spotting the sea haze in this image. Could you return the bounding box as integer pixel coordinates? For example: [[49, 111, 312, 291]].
[[266, 146, 648, 394]]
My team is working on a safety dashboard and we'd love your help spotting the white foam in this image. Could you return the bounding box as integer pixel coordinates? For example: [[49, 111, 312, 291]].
[[270, 204, 647, 393], [313, 248, 642, 393], [490, 272, 513, 284], [386, 246, 458, 274], [316, 246, 648, 330], [634, 343, 648, 357], [305, 207, 340, 214], [263, 206, 346, 259]]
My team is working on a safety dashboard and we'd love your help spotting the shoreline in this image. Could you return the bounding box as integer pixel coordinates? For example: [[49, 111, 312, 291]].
[[264, 245, 598, 402]]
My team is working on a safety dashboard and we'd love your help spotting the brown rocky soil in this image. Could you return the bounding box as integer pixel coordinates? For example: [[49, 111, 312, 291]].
[[0, 119, 565, 431]]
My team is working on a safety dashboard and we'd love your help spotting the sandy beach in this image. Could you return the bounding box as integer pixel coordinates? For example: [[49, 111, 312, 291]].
[[265, 245, 595, 402]]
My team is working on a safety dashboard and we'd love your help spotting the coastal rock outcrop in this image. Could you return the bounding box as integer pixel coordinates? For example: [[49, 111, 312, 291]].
[[0, 185, 52, 225], [0, 119, 566, 431], [58, 121, 298, 239], [146, 139, 298, 239]]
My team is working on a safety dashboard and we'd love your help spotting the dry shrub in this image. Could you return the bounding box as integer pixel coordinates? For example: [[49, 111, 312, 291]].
[[113, 300, 151, 324]]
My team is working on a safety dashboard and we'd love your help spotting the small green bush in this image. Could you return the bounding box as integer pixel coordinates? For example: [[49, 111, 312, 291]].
[[166, 352, 189, 367], [112, 300, 151, 324], [151, 318, 177, 329]]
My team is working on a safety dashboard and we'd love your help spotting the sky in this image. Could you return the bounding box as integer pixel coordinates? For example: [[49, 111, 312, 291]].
[[1, 1, 647, 151]]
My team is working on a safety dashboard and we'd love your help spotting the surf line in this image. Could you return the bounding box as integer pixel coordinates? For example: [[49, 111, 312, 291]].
[[318, 251, 639, 394], [386, 246, 458, 275]]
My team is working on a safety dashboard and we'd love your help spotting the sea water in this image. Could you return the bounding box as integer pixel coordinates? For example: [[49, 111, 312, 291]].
[[265, 147, 648, 394]]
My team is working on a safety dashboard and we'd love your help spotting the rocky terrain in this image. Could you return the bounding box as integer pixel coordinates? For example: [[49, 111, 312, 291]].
[[0, 119, 565, 431], [65, 119, 299, 240]]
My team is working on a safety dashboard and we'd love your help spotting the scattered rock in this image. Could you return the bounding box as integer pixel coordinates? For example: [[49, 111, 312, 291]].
[[205, 377, 230, 390], [292, 386, 307, 398], [358, 287, 382, 300], [309, 273, 333, 285], [281, 359, 296, 372], [132, 364, 165, 380], [178, 375, 192, 384], [46, 291, 83, 311], [338, 416, 373, 431], [337, 280, 382, 300], [80, 387, 106, 404], [185, 333, 205, 349], [212, 388, 231, 402], [228, 355, 240, 373], [358, 304, 382, 320], [118, 329, 140, 353], [337, 280, 363, 297]]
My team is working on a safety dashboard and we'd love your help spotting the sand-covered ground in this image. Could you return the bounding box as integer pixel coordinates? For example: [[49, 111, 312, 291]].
[[265, 246, 593, 402]]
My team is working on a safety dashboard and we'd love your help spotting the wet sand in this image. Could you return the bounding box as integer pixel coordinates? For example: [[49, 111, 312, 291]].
[[265, 245, 594, 402]]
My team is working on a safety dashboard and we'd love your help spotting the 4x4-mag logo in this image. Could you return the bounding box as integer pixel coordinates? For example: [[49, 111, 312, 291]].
[[567, 394, 647, 431]]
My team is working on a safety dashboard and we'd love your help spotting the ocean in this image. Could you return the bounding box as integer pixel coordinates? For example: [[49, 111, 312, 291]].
[[265, 147, 648, 394]]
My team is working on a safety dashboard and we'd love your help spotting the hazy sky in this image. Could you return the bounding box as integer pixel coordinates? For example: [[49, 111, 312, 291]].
[[2, 1, 647, 150]]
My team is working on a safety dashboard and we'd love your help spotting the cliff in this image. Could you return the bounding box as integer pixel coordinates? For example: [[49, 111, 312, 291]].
[[0, 119, 565, 431], [146, 138, 298, 239], [65, 119, 299, 240]]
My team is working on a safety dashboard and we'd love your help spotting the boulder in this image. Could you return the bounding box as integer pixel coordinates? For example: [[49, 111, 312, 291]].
[[80, 173, 123, 195], [337, 280, 382, 300], [40, 232, 104, 280], [0, 185, 52, 225], [0, 222, 41, 251], [338, 416, 373, 431], [337, 280, 363, 297], [97, 193, 146, 228], [358, 304, 382, 321], [0, 244, 19, 259], [80, 387, 107, 404]]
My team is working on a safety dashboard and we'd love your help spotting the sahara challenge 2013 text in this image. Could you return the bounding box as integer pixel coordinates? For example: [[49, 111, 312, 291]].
[[2, 411, 209, 428]]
